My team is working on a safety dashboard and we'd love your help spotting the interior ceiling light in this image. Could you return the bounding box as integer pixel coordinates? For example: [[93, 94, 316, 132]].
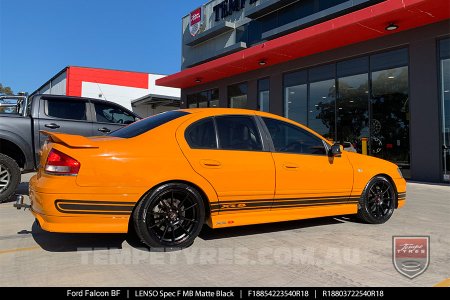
[[385, 23, 399, 31]]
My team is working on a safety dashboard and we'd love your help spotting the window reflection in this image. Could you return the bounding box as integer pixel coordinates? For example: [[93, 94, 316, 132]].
[[309, 79, 336, 140], [440, 38, 450, 181], [187, 89, 219, 108], [284, 84, 307, 124], [371, 66, 409, 172], [337, 73, 369, 153], [281, 48, 410, 175], [258, 78, 270, 112], [228, 83, 248, 108]]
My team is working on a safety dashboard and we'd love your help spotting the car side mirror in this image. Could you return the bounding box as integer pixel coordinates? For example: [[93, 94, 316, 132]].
[[329, 143, 342, 157]]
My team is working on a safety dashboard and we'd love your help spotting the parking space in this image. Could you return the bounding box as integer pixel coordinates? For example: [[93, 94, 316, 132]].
[[0, 173, 448, 286]]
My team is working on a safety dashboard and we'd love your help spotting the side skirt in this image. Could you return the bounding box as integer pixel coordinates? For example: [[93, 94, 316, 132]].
[[209, 203, 358, 229]]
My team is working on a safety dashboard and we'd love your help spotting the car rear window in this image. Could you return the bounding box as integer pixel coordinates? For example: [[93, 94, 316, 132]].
[[109, 111, 189, 138]]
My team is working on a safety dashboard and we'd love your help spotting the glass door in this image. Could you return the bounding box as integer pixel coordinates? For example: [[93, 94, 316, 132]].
[[440, 38, 450, 182]]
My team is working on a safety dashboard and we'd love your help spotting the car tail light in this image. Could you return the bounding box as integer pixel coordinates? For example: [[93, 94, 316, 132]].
[[45, 149, 80, 175]]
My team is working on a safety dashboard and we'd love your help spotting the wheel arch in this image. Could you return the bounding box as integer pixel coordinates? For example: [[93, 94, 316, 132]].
[[129, 179, 213, 228], [0, 137, 27, 169]]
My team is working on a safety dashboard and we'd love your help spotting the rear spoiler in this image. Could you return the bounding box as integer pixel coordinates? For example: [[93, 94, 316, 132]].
[[40, 131, 99, 148]]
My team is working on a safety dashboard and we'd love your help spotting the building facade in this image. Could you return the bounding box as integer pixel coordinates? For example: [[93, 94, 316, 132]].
[[157, 0, 450, 183], [32, 66, 180, 116]]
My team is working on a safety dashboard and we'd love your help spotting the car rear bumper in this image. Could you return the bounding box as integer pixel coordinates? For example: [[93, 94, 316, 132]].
[[29, 175, 136, 233]]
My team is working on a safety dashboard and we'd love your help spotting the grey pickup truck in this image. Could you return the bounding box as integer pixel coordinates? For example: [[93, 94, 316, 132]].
[[0, 94, 141, 202]]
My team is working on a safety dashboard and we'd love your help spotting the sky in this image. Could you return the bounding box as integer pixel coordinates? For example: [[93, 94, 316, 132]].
[[0, 0, 206, 94]]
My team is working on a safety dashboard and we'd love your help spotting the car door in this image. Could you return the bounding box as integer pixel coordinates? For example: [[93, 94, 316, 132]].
[[261, 117, 354, 207], [90, 100, 137, 135], [38, 97, 93, 149], [177, 114, 275, 210]]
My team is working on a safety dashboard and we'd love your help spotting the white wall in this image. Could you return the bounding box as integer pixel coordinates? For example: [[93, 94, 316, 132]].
[[149, 74, 180, 98], [81, 82, 149, 110], [81, 74, 180, 110]]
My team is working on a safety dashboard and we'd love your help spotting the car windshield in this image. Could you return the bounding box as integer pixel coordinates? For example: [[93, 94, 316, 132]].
[[109, 110, 190, 138]]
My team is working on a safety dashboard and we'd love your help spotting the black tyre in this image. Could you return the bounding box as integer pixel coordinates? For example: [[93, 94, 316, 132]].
[[357, 176, 396, 224], [0, 153, 20, 203], [133, 183, 205, 250]]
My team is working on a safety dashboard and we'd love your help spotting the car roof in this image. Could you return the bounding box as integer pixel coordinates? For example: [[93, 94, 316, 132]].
[[180, 108, 283, 119]]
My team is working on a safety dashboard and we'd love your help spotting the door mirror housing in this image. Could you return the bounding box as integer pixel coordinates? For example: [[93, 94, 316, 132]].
[[329, 143, 342, 157]]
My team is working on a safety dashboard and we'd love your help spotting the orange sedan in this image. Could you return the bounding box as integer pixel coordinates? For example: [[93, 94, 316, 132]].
[[29, 109, 406, 249]]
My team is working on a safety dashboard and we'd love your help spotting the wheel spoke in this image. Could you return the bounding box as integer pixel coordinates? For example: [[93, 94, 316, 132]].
[[148, 218, 165, 229], [180, 217, 198, 223], [171, 224, 176, 242], [181, 203, 197, 212], [171, 191, 174, 207], [0, 165, 10, 191], [376, 206, 382, 218], [178, 192, 190, 209], [151, 211, 164, 215], [164, 199, 173, 210], [179, 224, 191, 237], [159, 224, 169, 242]]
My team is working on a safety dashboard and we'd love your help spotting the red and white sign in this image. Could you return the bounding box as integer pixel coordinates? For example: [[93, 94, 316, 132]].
[[393, 236, 430, 279], [189, 7, 203, 37]]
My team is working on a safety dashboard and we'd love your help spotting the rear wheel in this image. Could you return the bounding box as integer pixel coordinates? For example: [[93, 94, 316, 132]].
[[0, 154, 20, 203], [357, 176, 396, 224], [133, 183, 205, 250]]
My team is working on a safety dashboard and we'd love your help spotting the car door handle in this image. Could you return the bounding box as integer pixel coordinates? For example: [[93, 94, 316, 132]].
[[282, 162, 299, 169], [98, 127, 111, 133], [200, 159, 222, 168], [45, 123, 60, 129]]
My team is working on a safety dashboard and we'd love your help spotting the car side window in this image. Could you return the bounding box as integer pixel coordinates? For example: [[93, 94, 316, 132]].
[[262, 117, 326, 155], [216, 115, 263, 151], [94, 102, 135, 124], [185, 118, 217, 149], [46, 99, 87, 120]]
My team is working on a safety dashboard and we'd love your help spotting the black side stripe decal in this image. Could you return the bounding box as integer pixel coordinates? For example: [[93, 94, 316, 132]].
[[217, 196, 359, 205], [211, 197, 360, 213], [55, 200, 134, 215]]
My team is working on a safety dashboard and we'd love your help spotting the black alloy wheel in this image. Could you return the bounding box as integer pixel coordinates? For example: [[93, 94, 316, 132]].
[[133, 183, 205, 250], [357, 176, 396, 224]]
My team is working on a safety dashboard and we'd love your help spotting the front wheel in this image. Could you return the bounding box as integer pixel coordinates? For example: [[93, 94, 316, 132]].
[[357, 176, 396, 224], [0, 154, 20, 203], [133, 183, 205, 250]]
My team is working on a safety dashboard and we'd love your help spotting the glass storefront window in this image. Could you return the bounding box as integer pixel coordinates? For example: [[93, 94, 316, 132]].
[[281, 48, 410, 175], [439, 38, 450, 181], [371, 65, 409, 173], [309, 79, 336, 140], [258, 78, 270, 112], [187, 89, 219, 108], [337, 57, 369, 153], [308, 64, 336, 140], [228, 82, 248, 108], [284, 70, 307, 124]]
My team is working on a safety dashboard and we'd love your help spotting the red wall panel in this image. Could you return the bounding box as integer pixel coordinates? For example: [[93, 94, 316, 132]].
[[66, 66, 149, 97]]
